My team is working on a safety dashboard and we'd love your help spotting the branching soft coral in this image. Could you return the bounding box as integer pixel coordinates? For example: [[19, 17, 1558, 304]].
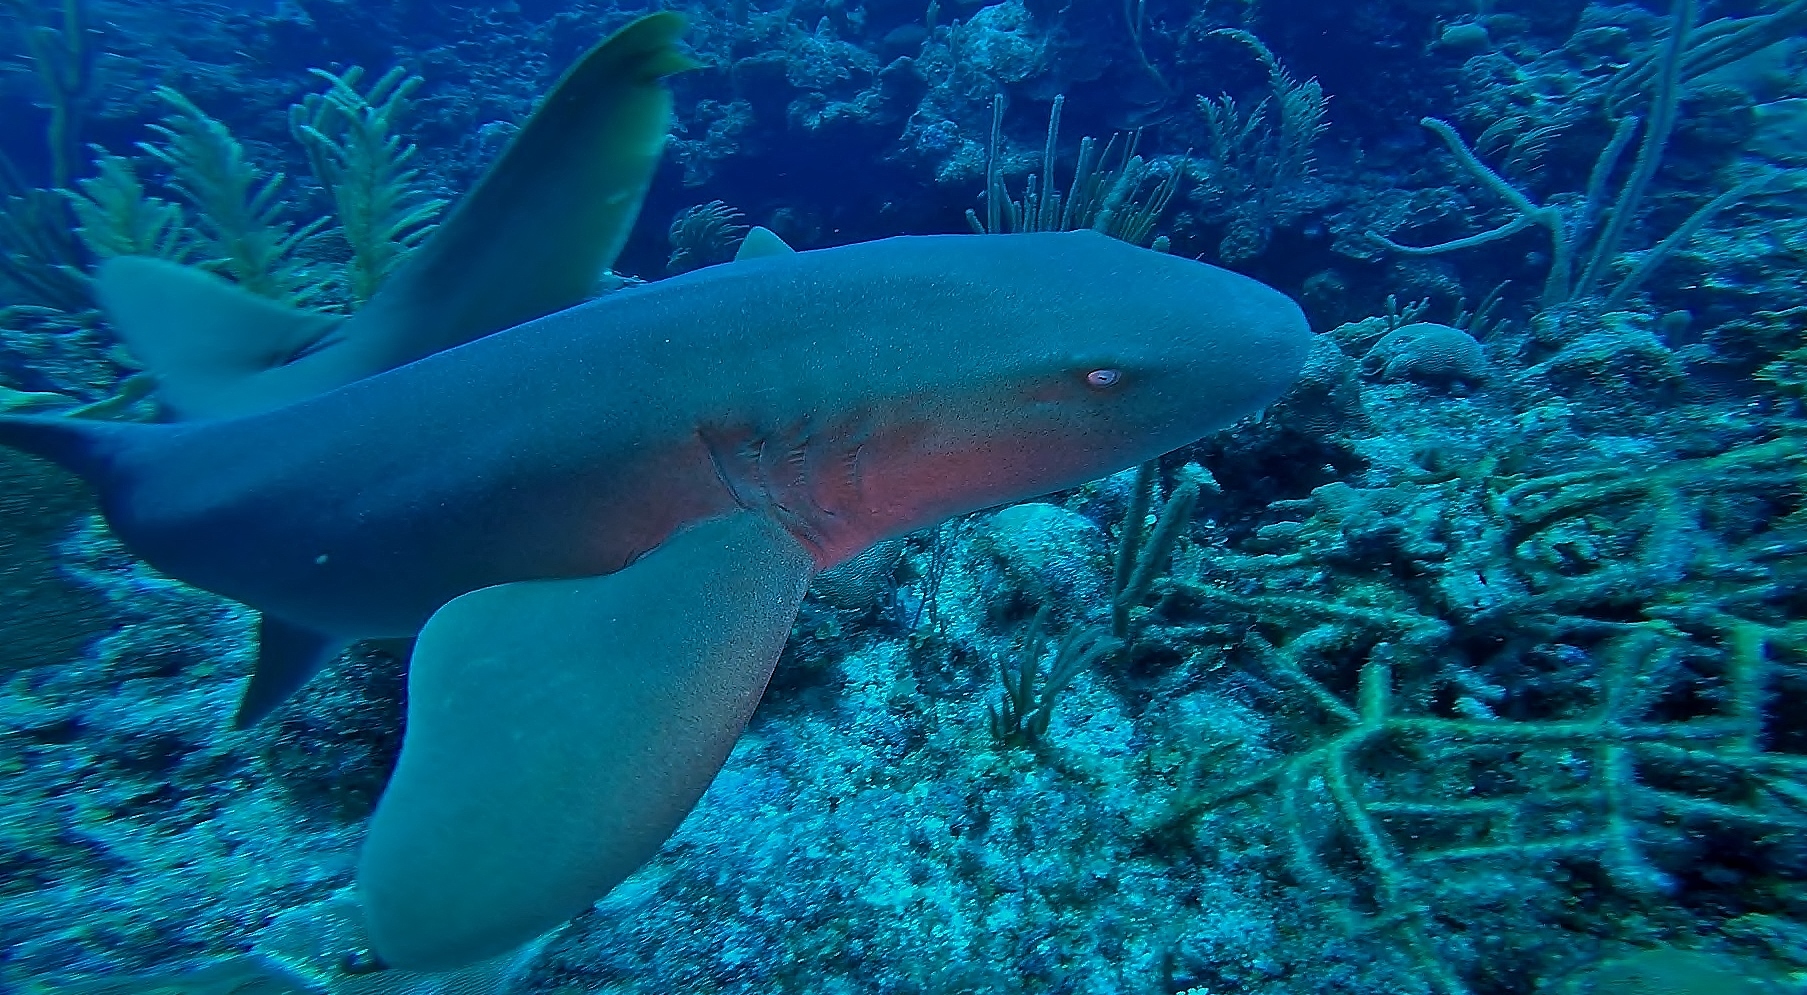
[[1, 0, 96, 190], [1125, 434, 1807, 995], [63, 151, 193, 263], [289, 67, 446, 305], [0, 186, 91, 315], [139, 88, 329, 304]]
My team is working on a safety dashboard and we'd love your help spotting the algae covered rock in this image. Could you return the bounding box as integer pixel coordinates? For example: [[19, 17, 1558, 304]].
[[1360, 321, 1490, 393], [977, 501, 1109, 613], [1553, 946, 1791, 995], [0, 448, 114, 672]]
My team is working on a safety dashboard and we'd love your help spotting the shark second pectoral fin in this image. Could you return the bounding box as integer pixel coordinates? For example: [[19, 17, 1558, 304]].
[[356, 511, 814, 971], [734, 226, 797, 261], [95, 258, 344, 420], [235, 616, 350, 728]]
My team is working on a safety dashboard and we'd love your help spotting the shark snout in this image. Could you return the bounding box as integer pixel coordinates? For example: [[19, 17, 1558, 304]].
[[1220, 291, 1313, 412], [1152, 263, 1313, 435]]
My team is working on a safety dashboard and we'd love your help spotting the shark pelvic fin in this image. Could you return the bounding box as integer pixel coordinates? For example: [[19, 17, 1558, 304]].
[[235, 615, 350, 728], [357, 510, 813, 970], [734, 226, 796, 261]]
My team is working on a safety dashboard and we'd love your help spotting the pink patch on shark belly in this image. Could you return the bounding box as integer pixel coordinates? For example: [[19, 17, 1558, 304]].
[[828, 442, 1026, 565]]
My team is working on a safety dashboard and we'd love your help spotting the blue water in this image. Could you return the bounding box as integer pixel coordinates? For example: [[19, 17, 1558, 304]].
[[2, 0, 1806, 992]]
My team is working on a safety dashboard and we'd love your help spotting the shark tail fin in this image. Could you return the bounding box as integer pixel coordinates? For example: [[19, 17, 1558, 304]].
[[0, 412, 148, 488], [94, 256, 344, 421]]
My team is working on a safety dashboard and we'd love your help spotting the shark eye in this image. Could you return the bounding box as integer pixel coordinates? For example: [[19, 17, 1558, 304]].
[[1086, 368, 1123, 389]]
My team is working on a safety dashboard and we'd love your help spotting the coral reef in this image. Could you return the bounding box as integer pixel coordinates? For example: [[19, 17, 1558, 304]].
[[0, 0, 1806, 992]]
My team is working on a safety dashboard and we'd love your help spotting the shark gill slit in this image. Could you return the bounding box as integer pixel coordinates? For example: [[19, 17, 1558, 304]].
[[700, 417, 883, 567]]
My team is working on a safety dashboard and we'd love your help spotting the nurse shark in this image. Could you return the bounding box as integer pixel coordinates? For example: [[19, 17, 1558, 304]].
[[0, 13, 1310, 971]]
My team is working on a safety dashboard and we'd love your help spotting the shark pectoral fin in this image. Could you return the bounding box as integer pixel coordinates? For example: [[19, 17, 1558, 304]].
[[235, 616, 350, 728], [341, 13, 701, 370], [94, 258, 344, 420], [357, 511, 813, 971], [734, 226, 797, 261]]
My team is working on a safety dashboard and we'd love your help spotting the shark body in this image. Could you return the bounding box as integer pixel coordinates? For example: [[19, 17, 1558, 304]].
[[0, 15, 1311, 973], [95, 231, 1303, 636]]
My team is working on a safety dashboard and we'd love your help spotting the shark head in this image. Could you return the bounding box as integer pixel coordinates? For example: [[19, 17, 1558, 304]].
[[725, 230, 1313, 564]]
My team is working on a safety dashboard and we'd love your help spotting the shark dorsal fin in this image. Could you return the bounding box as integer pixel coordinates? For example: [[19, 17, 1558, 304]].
[[99, 13, 698, 421], [734, 226, 796, 261]]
